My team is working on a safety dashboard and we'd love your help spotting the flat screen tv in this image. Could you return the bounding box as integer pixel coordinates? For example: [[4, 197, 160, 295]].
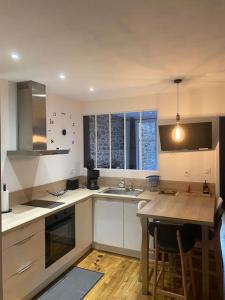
[[159, 122, 212, 151]]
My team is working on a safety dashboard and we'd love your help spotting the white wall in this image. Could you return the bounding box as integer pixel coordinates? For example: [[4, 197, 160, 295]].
[[81, 83, 224, 186], [0, 80, 82, 192], [1, 80, 224, 192]]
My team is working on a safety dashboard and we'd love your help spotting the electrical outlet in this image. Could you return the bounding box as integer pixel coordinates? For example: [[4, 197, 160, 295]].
[[184, 171, 190, 177]]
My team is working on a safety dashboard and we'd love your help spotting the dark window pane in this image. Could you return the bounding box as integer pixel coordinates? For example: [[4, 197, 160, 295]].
[[111, 113, 124, 169], [125, 112, 140, 169], [97, 114, 110, 168], [83, 115, 96, 167], [142, 111, 157, 170]]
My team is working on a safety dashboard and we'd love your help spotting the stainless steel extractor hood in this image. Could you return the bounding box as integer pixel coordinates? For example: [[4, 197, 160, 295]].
[[7, 81, 70, 156]]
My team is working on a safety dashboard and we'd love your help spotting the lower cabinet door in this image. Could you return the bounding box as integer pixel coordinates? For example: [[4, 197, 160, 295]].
[[123, 200, 142, 251], [75, 197, 93, 253], [3, 258, 44, 300], [94, 198, 123, 248], [124, 200, 154, 252]]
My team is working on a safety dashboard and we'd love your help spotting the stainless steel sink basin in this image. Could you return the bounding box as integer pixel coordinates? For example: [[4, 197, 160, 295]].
[[102, 188, 143, 196]]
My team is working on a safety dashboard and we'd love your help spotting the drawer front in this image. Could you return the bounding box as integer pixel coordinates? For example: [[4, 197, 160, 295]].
[[2, 231, 45, 281], [2, 219, 44, 250], [3, 258, 44, 300]]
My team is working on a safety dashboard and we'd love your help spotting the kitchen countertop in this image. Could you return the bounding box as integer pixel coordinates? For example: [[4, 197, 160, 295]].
[[1, 187, 158, 233], [2, 187, 218, 234]]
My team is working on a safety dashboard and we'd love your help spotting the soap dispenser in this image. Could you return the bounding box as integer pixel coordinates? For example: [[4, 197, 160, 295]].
[[203, 180, 209, 194]]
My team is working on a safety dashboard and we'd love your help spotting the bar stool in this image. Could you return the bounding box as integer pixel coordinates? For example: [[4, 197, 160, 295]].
[[191, 198, 224, 299], [149, 221, 196, 300]]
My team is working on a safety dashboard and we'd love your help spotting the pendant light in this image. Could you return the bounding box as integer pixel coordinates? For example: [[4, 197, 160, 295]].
[[172, 78, 185, 142]]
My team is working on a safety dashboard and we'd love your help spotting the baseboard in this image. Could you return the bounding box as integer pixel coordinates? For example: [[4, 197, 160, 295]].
[[92, 242, 155, 260]]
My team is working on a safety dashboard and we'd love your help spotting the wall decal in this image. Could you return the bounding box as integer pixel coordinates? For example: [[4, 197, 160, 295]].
[[48, 110, 76, 149]]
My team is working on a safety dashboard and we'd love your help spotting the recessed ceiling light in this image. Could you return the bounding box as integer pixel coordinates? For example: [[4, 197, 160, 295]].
[[10, 52, 20, 60], [59, 73, 66, 80], [89, 87, 95, 92]]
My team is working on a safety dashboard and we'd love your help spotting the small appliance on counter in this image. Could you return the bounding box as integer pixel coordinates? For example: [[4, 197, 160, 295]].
[[66, 178, 79, 190], [146, 175, 160, 192], [87, 159, 100, 190]]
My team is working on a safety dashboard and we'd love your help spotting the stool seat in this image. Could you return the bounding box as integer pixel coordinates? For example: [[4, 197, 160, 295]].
[[149, 222, 196, 253]]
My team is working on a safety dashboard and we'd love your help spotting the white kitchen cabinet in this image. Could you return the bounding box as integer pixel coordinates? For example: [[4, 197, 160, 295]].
[[75, 197, 93, 253], [94, 197, 123, 248], [123, 200, 142, 251]]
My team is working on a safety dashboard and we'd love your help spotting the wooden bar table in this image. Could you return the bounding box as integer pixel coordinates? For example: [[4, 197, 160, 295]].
[[137, 194, 216, 300]]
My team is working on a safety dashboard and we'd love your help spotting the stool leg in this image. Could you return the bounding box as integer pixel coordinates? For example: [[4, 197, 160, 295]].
[[168, 253, 173, 290], [188, 253, 196, 300], [181, 254, 188, 300], [139, 256, 142, 282], [153, 228, 158, 300], [161, 252, 165, 289], [214, 234, 224, 300], [161, 252, 167, 300], [177, 230, 188, 300]]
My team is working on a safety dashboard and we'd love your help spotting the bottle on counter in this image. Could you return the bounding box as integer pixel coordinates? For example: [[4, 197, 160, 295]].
[[203, 180, 209, 194], [1, 183, 9, 212]]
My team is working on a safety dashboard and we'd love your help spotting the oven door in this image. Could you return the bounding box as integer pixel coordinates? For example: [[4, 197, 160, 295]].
[[45, 213, 75, 268]]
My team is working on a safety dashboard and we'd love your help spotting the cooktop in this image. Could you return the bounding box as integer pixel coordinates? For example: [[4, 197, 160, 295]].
[[22, 199, 65, 209]]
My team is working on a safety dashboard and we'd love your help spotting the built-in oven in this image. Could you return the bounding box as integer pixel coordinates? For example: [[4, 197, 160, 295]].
[[45, 205, 75, 268]]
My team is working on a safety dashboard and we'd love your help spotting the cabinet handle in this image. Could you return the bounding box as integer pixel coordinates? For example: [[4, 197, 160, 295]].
[[16, 224, 30, 231], [14, 234, 35, 246], [18, 262, 33, 274], [12, 262, 34, 276]]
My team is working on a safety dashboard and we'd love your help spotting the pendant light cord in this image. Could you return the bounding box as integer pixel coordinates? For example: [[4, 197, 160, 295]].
[[177, 82, 179, 115], [174, 78, 182, 122]]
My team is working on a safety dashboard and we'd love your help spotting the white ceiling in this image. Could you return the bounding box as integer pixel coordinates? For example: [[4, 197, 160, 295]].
[[1, 0, 225, 101]]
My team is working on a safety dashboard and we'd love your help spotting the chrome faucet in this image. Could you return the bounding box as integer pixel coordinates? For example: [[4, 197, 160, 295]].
[[126, 181, 134, 191], [118, 177, 125, 189]]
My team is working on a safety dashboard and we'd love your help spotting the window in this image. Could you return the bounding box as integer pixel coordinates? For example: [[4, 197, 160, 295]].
[[97, 114, 110, 168], [83, 110, 157, 170], [125, 112, 140, 170], [83, 115, 96, 167], [111, 113, 125, 169], [142, 111, 157, 170]]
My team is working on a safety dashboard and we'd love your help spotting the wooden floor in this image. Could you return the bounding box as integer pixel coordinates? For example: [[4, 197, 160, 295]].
[[77, 249, 150, 300], [77, 248, 221, 300], [76, 215, 225, 300]]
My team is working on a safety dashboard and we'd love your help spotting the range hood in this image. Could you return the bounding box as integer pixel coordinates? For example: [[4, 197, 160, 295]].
[[7, 81, 70, 156]]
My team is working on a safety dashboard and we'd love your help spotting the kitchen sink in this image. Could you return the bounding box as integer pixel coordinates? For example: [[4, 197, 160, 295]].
[[102, 188, 143, 196]]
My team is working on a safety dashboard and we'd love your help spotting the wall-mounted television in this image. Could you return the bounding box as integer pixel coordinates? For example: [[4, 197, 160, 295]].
[[159, 122, 212, 151]]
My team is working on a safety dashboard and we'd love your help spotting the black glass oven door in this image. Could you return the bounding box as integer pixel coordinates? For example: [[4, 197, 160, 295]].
[[46, 216, 75, 268]]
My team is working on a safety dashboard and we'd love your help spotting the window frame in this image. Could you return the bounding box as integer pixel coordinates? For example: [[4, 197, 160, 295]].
[[83, 109, 158, 171]]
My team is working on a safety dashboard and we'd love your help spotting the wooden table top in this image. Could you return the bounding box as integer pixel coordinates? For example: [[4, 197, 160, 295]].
[[137, 194, 216, 226]]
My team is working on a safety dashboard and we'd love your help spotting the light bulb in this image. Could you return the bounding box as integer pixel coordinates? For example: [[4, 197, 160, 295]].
[[10, 52, 20, 60], [172, 123, 185, 142]]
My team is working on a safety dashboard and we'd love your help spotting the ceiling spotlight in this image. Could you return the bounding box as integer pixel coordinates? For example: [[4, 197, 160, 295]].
[[89, 87, 95, 92], [59, 73, 66, 80], [10, 52, 20, 60]]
